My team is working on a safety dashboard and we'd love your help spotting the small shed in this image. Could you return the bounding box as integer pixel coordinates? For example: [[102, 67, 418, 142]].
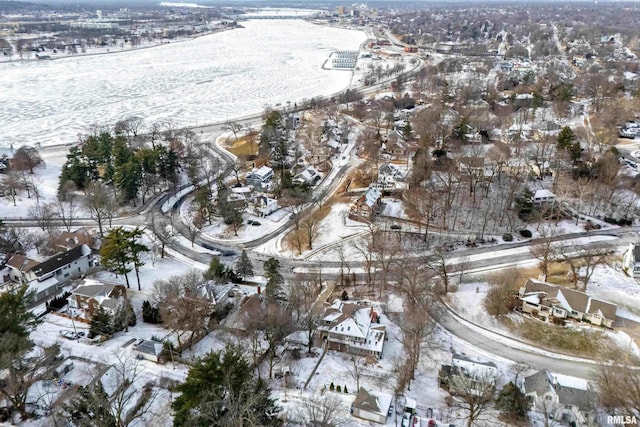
[[134, 340, 164, 363], [351, 387, 392, 424]]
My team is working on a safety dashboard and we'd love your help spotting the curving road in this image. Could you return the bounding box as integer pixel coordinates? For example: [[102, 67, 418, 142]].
[[4, 50, 633, 379]]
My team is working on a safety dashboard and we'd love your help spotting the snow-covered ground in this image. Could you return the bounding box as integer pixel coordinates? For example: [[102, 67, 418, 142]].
[[448, 264, 640, 359], [0, 20, 367, 148]]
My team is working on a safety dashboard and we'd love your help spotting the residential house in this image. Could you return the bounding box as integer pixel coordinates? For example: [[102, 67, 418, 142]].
[[522, 369, 598, 427], [50, 228, 101, 253], [5, 245, 95, 303], [252, 195, 279, 217], [5, 253, 40, 284], [350, 188, 382, 222], [531, 189, 557, 206], [379, 132, 417, 161], [623, 243, 640, 279], [67, 279, 127, 318], [134, 340, 165, 363], [439, 353, 498, 396], [351, 387, 392, 424], [31, 244, 95, 283], [316, 299, 386, 359], [294, 167, 322, 186], [518, 278, 617, 328], [245, 166, 274, 191], [5, 253, 61, 303], [375, 163, 406, 190]]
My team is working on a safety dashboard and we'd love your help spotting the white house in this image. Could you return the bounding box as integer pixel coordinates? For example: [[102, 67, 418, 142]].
[[351, 387, 392, 424], [522, 369, 598, 427], [252, 195, 279, 217], [317, 299, 386, 358], [5, 244, 95, 303], [532, 189, 556, 205], [294, 167, 322, 186], [451, 353, 498, 381], [245, 166, 274, 190]]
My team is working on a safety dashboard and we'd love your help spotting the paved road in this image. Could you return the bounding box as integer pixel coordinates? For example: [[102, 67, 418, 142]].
[[432, 302, 600, 379]]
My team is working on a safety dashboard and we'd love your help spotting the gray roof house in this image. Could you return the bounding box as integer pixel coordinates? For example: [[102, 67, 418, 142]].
[[522, 369, 598, 427], [519, 278, 617, 328], [134, 340, 165, 363], [351, 387, 392, 424]]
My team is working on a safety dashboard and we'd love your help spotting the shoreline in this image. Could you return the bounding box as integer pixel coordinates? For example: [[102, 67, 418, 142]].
[[0, 25, 241, 65]]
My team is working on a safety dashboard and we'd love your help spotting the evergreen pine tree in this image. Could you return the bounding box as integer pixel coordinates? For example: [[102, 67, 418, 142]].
[[235, 250, 254, 281], [263, 257, 284, 300], [173, 345, 281, 426], [496, 382, 529, 422], [89, 306, 113, 338]]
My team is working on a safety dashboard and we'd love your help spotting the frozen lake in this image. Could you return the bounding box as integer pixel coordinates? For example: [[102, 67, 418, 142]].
[[0, 20, 366, 147]]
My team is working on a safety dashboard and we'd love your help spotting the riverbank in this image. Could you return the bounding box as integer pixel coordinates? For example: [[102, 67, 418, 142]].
[[0, 25, 241, 64]]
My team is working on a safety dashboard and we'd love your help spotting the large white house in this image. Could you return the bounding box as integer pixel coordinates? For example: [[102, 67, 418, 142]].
[[317, 299, 386, 359]]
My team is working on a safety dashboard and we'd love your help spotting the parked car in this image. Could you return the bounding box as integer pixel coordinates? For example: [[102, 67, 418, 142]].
[[60, 330, 84, 340], [401, 412, 411, 427]]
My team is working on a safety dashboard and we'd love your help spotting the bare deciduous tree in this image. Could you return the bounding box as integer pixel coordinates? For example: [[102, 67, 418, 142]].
[[60, 352, 159, 427], [1, 172, 25, 206], [85, 181, 117, 237], [450, 371, 496, 427], [596, 352, 640, 418], [154, 270, 215, 351], [485, 268, 521, 316], [293, 394, 348, 427], [558, 246, 611, 290], [28, 202, 57, 235]]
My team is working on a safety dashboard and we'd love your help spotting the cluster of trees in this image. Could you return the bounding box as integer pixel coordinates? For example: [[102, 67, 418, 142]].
[[172, 345, 281, 426], [0, 146, 43, 206], [100, 227, 149, 290], [58, 131, 180, 206]]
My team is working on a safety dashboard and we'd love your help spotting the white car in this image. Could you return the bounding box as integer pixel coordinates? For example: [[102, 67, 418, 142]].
[[401, 412, 411, 427], [60, 330, 84, 340]]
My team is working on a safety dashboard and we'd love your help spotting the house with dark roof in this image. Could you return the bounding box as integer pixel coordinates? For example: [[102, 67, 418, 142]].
[[5, 244, 95, 303], [50, 228, 101, 253], [317, 299, 386, 359], [518, 278, 617, 328], [67, 279, 126, 318], [31, 244, 94, 283], [134, 340, 165, 363], [522, 369, 598, 427], [351, 387, 392, 424], [349, 188, 382, 223], [245, 165, 274, 191]]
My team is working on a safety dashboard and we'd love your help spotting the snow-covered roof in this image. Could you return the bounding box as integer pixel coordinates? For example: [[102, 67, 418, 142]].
[[319, 299, 386, 354], [27, 276, 59, 295], [533, 189, 556, 200], [452, 353, 498, 379]]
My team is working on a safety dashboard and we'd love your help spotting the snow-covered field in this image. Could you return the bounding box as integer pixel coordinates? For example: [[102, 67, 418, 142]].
[[0, 20, 367, 148]]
